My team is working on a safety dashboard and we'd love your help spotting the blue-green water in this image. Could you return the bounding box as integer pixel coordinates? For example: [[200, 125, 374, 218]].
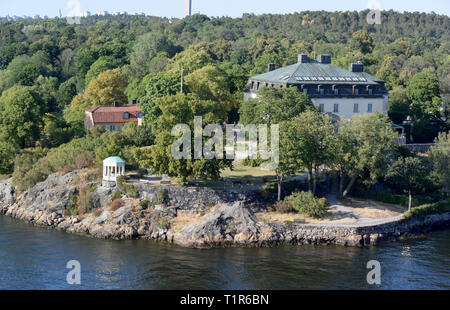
[[0, 214, 449, 290]]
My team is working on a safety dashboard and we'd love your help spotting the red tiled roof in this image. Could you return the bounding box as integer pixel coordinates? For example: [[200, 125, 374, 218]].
[[87, 105, 142, 124]]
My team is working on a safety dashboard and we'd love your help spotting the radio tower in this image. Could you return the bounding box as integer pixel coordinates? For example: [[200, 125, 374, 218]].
[[185, 0, 192, 17]]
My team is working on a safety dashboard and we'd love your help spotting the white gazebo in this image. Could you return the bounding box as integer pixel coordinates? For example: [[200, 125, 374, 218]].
[[103, 156, 126, 183]]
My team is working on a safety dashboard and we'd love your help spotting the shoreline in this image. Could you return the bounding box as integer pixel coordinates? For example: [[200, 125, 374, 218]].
[[1, 172, 449, 248]]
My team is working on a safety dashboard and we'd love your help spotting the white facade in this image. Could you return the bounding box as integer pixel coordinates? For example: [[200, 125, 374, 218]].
[[311, 95, 388, 119]]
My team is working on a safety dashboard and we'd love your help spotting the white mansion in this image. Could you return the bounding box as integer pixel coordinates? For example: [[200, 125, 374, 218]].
[[244, 54, 389, 120]]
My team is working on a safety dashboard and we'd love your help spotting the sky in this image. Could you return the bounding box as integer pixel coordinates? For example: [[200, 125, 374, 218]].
[[0, 0, 448, 18]]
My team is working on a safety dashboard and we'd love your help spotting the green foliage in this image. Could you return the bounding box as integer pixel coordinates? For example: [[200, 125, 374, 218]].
[[0, 86, 45, 148], [283, 191, 329, 218], [385, 157, 429, 195], [407, 72, 442, 119], [116, 176, 140, 198], [348, 30, 374, 54], [404, 199, 450, 219], [156, 188, 169, 205], [239, 87, 314, 126], [428, 133, 450, 194], [375, 191, 418, 207], [388, 86, 410, 124], [111, 191, 122, 200]]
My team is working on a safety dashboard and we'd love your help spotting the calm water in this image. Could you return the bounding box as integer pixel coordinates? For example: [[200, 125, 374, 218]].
[[0, 214, 449, 290]]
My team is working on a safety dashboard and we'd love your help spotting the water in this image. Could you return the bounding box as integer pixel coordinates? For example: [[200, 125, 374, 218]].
[[0, 214, 449, 290]]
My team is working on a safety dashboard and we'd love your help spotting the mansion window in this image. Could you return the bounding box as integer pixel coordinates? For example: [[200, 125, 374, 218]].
[[353, 104, 359, 113], [354, 88, 359, 95], [319, 88, 324, 95], [368, 103, 373, 113], [334, 104, 339, 113], [319, 104, 325, 112]]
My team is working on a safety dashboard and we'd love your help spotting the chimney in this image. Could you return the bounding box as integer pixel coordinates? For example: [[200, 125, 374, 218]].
[[298, 54, 309, 63], [350, 61, 364, 72], [114, 101, 119, 107], [317, 54, 331, 64], [268, 63, 276, 72]]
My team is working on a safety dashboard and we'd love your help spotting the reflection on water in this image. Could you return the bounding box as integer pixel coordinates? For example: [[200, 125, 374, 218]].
[[0, 215, 449, 289]]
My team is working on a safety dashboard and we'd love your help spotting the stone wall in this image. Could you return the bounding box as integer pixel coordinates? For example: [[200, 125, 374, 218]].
[[135, 183, 261, 210], [276, 212, 450, 247]]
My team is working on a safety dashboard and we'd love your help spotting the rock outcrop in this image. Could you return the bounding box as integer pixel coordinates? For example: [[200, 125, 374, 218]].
[[173, 201, 261, 248], [1, 171, 449, 248]]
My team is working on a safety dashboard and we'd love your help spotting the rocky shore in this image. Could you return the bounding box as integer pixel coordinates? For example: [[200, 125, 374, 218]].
[[1, 171, 449, 248]]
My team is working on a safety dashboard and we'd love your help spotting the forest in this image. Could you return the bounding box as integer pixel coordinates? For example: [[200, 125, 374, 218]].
[[0, 10, 448, 197]]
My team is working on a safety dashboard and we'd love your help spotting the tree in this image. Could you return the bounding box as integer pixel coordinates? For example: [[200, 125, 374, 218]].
[[349, 30, 374, 54], [130, 32, 180, 77], [340, 114, 398, 198], [139, 72, 181, 129], [65, 69, 128, 124], [406, 72, 441, 119], [239, 87, 314, 126], [385, 157, 428, 211], [0, 86, 45, 148], [84, 56, 121, 89], [184, 65, 237, 114], [388, 86, 410, 124], [428, 132, 450, 195], [290, 111, 336, 194], [135, 93, 232, 184]]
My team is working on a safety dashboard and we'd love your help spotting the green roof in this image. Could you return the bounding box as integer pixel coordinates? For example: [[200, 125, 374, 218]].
[[103, 156, 126, 164], [251, 62, 383, 85]]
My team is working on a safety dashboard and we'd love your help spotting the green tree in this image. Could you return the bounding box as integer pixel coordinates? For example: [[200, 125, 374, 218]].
[[348, 30, 374, 54], [341, 114, 398, 198], [84, 56, 121, 89], [0, 86, 45, 148], [65, 69, 128, 124], [289, 111, 336, 194], [406, 72, 441, 119], [135, 93, 231, 184], [428, 132, 450, 195], [385, 157, 428, 211], [240, 87, 314, 126], [388, 86, 410, 124], [139, 72, 181, 129]]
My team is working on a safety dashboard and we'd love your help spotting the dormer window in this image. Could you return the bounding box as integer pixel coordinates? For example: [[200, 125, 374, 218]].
[[123, 112, 130, 119], [334, 88, 338, 95]]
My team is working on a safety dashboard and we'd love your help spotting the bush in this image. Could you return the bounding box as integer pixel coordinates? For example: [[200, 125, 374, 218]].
[[139, 200, 152, 209], [375, 191, 419, 207], [156, 188, 168, 205], [404, 199, 450, 219], [109, 198, 125, 211], [278, 191, 329, 219], [117, 175, 140, 198], [290, 191, 329, 218], [111, 191, 122, 200]]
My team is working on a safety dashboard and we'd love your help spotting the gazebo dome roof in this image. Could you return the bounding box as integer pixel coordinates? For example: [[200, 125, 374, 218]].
[[103, 156, 126, 165]]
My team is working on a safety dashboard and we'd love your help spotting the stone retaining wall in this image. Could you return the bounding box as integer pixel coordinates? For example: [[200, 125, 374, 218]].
[[135, 183, 261, 210]]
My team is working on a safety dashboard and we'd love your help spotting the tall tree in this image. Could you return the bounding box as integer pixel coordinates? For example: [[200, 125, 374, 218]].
[[406, 72, 442, 120], [0, 86, 45, 148], [385, 157, 428, 210]]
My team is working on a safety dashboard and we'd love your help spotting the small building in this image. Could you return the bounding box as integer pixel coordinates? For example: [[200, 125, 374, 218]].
[[244, 54, 389, 120], [84, 101, 143, 132], [103, 156, 126, 185]]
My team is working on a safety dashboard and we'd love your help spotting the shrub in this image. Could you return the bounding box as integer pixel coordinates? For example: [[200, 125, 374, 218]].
[[139, 200, 151, 210], [290, 191, 329, 219], [109, 198, 125, 211], [117, 175, 140, 198], [156, 188, 168, 205], [111, 191, 122, 200], [273, 199, 295, 213], [375, 191, 419, 207], [404, 199, 450, 219], [93, 208, 103, 217]]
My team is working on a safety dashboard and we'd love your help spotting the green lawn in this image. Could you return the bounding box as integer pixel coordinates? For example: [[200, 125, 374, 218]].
[[220, 162, 277, 185]]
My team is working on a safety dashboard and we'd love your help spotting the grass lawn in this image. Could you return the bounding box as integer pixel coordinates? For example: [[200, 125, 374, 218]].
[[220, 162, 277, 185]]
